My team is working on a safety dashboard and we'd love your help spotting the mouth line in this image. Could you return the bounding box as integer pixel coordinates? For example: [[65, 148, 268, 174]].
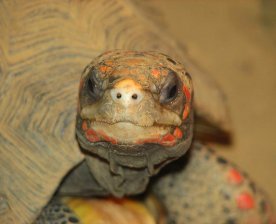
[[81, 118, 184, 147], [87, 119, 170, 128]]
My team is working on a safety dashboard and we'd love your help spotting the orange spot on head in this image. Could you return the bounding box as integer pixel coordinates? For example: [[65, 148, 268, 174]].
[[162, 133, 175, 142], [182, 106, 190, 120], [99, 65, 110, 73], [86, 129, 97, 136], [228, 169, 244, 185], [160, 134, 176, 146], [82, 121, 88, 131], [151, 69, 161, 77], [182, 86, 191, 120], [183, 85, 191, 102], [236, 192, 255, 210], [173, 127, 183, 139], [86, 135, 100, 142], [85, 128, 100, 142], [114, 79, 142, 89]]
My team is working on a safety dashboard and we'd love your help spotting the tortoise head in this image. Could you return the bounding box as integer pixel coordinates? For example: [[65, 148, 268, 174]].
[[76, 50, 193, 175]]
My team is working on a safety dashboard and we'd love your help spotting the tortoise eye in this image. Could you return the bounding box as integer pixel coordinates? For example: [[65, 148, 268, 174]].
[[88, 78, 95, 94], [160, 71, 179, 104], [86, 68, 104, 100]]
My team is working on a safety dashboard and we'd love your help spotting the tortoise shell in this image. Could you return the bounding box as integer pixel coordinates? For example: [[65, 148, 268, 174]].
[[0, 0, 229, 223]]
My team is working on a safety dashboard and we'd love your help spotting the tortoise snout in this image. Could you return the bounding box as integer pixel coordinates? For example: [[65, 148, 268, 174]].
[[110, 79, 144, 108]]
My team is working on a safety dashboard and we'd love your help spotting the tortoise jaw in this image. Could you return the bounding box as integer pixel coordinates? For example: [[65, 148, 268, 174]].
[[81, 119, 184, 146]]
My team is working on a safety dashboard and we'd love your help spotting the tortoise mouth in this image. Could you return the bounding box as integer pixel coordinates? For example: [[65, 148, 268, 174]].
[[81, 119, 184, 146]]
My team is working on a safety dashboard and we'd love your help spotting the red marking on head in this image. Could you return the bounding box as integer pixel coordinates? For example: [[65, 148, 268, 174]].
[[86, 134, 100, 142], [183, 85, 191, 102], [151, 69, 161, 77], [228, 169, 243, 185], [85, 128, 100, 142], [86, 129, 97, 136], [85, 129, 100, 142], [182, 106, 190, 120], [162, 133, 175, 142], [99, 65, 109, 73], [160, 134, 176, 146], [173, 127, 183, 139], [82, 121, 88, 131], [236, 192, 255, 210], [182, 85, 191, 120]]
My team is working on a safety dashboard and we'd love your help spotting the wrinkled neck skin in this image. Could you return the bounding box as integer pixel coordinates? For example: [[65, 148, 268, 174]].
[[76, 50, 194, 197], [76, 114, 193, 197]]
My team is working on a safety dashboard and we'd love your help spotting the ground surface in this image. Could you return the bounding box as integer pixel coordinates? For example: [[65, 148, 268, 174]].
[[152, 0, 276, 206]]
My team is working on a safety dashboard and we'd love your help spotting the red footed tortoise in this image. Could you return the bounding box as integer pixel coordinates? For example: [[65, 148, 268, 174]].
[[0, 1, 274, 224]]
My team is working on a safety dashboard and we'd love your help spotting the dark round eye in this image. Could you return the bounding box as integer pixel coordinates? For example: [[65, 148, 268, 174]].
[[160, 71, 179, 104], [86, 68, 104, 100], [88, 78, 96, 94]]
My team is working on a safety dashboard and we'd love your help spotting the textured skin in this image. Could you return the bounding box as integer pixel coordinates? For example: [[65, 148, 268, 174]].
[[152, 143, 274, 224], [36, 200, 80, 224]]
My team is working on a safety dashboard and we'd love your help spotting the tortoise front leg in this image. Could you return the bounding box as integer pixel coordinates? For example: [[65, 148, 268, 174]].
[[152, 143, 274, 224], [35, 199, 80, 224]]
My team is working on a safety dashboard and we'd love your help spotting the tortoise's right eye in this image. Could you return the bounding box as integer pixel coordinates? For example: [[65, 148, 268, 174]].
[[88, 77, 96, 95], [86, 68, 104, 100]]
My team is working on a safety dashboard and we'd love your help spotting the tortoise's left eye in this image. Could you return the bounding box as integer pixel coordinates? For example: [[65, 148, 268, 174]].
[[160, 72, 179, 104]]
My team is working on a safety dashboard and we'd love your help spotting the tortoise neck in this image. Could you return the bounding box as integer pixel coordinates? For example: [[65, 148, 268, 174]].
[[85, 154, 150, 197]]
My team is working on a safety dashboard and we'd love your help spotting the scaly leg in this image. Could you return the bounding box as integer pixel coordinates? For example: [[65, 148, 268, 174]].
[[151, 143, 275, 224], [35, 199, 80, 224]]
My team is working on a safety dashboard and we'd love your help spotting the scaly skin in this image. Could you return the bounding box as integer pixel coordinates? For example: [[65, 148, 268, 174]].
[[36, 50, 274, 224], [152, 143, 274, 224]]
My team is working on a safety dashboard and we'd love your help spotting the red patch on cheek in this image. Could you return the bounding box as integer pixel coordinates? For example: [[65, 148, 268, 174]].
[[173, 127, 183, 139], [85, 128, 100, 142], [228, 169, 244, 184], [86, 134, 100, 142], [86, 129, 97, 136], [236, 192, 255, 210], [85, 129, 100, 142], [160, 134, 176, 146]]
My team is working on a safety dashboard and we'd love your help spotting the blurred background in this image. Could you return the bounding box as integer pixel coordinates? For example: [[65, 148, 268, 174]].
[[151, 0, 276, 206]]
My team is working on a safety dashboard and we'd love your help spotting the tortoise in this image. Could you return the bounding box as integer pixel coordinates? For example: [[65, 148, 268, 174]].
[[0, 1, 274, 224]]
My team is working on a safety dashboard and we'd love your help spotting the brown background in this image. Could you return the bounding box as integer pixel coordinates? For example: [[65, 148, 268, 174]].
[[152, 0, 276, 206]]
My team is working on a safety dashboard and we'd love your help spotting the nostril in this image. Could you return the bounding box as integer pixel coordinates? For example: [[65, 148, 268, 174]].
[[132, 94, 138, 100], [116, 93, 122, 99]]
